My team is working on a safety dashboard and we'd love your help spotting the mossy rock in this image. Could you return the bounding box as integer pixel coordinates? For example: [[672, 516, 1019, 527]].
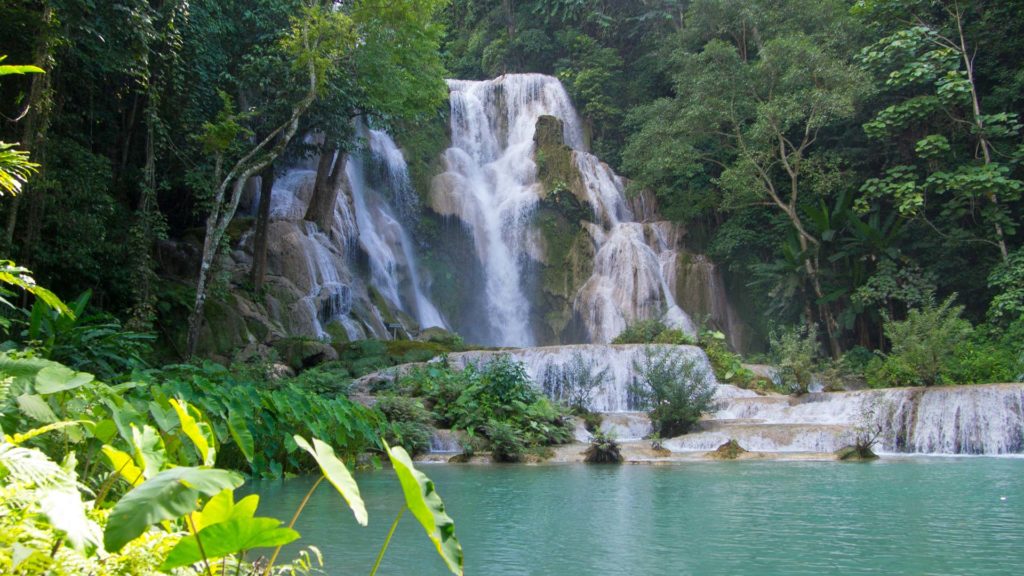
[[835, 445, 879, 461], [273, 337, 339, 371], [709, 439, 747, 460], [533, 115, 588, 207], [225, 216, 255, 243]]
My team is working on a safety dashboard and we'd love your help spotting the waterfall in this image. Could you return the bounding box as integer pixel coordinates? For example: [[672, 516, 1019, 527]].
[[438, 74, 583, 346], [692, 384, 1024, 455], [348, 128, 446, 330], [444, 344, 1024, 455], [437, 74, 695, 345]]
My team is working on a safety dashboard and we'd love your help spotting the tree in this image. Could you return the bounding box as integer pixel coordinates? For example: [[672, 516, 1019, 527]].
[[624, 12, 871, 357], [854, 0, 1023, 261], [185, 3, 356, 357], [302, 0, 449, 233]]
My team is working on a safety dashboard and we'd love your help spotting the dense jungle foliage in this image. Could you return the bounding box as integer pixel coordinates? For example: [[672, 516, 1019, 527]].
[[1, 2, 1023, 572], [2, 0, 1022, 371]]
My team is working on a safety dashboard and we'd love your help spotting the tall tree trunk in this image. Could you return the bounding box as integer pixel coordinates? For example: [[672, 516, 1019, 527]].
[[949, 6, 1008, 260], [303, 145, 344, 233], [5, 3, 54, 252], [251, 165, 275, 292], [186, 53, 318, 358]]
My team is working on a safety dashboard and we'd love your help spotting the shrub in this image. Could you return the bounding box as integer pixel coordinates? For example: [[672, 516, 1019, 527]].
[[880, 296, 972, 386], [612, 320, 670, 344], [700, 330, 756, 386], [629, 346, 717, 437], [286, 361, 352, 396], [770, 323, 820, 394], [584, 430, 622, 463], [397, 356, 573, 458], [944, 338, 1018, 385], [376, 395, 435, 456], [485, 419, 526, 462]]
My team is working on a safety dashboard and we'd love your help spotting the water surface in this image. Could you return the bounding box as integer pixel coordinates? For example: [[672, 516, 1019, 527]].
[[248, 459, 1024, 575]]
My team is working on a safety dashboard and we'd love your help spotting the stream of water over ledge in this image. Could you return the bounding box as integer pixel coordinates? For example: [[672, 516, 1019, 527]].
[[248, 459, 1024, 575]]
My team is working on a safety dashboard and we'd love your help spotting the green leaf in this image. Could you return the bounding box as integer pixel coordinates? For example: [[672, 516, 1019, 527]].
[[101, 445, 145, 487], [17, 393, 56, 423], [227, 408, 255, 463], [385, 441, 463, 575], [191, 488, 259, 530], [0, 64, 45, 76], [130, 424, 166, 480], [160, 516, 300, 570], [293, 435, 367, 526], [170, 398, 215, 466], [103, 466, 244, 552], [35, 365, 94, 394]]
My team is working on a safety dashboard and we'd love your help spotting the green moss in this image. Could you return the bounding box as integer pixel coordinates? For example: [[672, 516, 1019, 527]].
[[392, 112, 452, 205], [325, 320, 352, 344], [836, 445, 879, 461], [709, 439, 747, 460], [225, 216, 255, 243], [201, 295, 249, 356], [534, 116, 586, 206]]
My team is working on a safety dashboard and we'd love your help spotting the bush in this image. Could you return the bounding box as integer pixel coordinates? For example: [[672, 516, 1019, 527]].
[[880, 296, 972, 386], [485, 419, 526, 462], [770, 323, 820, 394], [699, 330, 756, 387], [629, 346, 717, 437], [612, 320, 670, 344], [285, 361, 352, 396], [376, 395, 435, 456], [396, 356, 573, 458], [944, 337, 1018, 385], [584, 430, 622, 463]]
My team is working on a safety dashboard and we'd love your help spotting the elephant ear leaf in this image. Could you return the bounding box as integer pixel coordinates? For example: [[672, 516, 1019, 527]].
[[170, 398, 216, 466], [294, 435, 367, 526], [227, 408, 254, 463], [160, 516, 299, 570], [35, 365, 94, 394], [103, 467, 243, 552], [385, 440, 463, 576]]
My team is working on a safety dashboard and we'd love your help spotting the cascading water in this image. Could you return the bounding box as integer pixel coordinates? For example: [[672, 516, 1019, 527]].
[[443, 344, 1024, 455], [250, 125, 447, 340], [437, 74, 695, 345], [348, 128, 446, 329]]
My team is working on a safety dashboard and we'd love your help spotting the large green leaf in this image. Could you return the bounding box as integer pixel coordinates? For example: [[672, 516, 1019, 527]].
[[160, 516, 300, 570], [103, 467, 243, 552], [34, 365, 94, 394], [0, 354, 57, 394], [170, 398, 215, 466], [101, 445, 145, 487], [16, 393, 56, 423], [192, 489, 260, 531], [227, 408, 255, 463], [385, 441, 463, 575], [293, 435, 367, 526], [130, 424, 166, 479]]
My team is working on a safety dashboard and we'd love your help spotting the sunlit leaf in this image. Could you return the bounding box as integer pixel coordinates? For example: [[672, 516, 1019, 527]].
[[385, 441, 463, 575], [104, 466, 243, 552], [161, 516, 300, 570], [294, 435, 367, 526]]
